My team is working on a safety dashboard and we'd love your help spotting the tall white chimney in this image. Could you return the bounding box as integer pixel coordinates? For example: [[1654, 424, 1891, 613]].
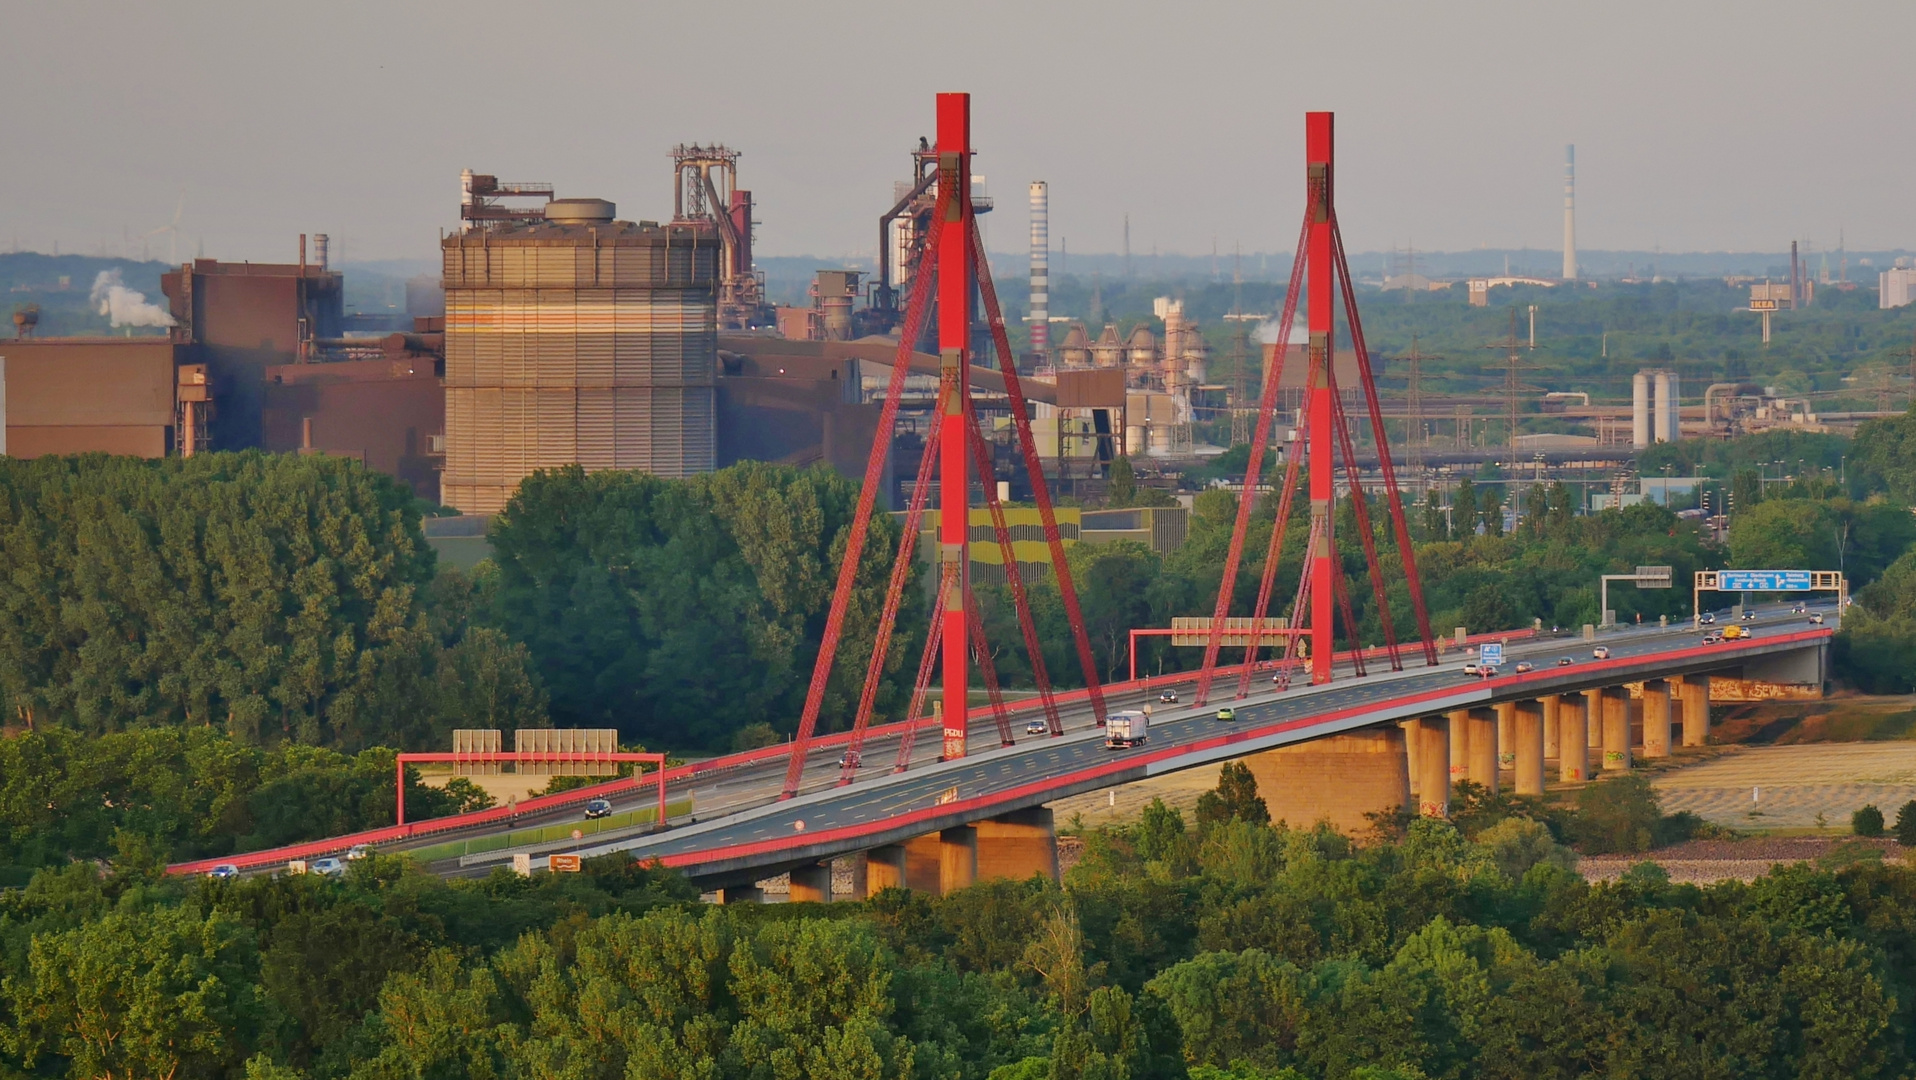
[[1028, 181, 1049, 364], [1562, 145, 1577, 281], [1632, 370, 1651, 450], [1653, 370, 1674, 444]]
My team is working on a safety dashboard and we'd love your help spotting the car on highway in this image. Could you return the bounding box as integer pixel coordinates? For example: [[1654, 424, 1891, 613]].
[[1514, 661, 1534, 674], [1216, 706, 1236, 722], [583, 798, 613, 819], [1699, 613, 1716, 625], [206, 864, 239, 880], [1703, 632, 1723, 644], [311, 857, 346, 877], [1025, 719, 1048, 735], [1463, 661, 1481, 676], [1592, 646, 1611, 660], [345, 844, 371, 861], [1557, 657, 1574, 667], [1810, 612, 1825, 624], [1159, 689, 1179, 704], [838, 751, 862, 769], [1477, 665, 1499, 679], [1741, 611, 1756, 622]]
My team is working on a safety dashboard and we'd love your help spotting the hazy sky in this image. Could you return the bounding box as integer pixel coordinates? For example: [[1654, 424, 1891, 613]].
[[4, 1, 1910, 264]]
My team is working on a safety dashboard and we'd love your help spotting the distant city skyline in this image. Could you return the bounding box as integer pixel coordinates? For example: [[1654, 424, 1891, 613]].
[[3, 1, 1911, 263]]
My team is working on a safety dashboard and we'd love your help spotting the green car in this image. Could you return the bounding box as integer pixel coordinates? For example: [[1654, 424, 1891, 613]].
[[1216, 707, 1236, 722]]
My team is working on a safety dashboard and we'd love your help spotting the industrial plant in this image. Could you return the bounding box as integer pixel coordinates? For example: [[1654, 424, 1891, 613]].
[[2, 126, 1908, 540]]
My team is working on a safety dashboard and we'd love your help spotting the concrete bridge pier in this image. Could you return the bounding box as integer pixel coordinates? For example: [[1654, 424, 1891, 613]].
[[1466, 708, 1499, 792], [1601, 688, 1632, 771], [1246, 729, 1411, 835], [1558, 693, 1589, 782], [1447, 709, 1472, 788], [1403, 721, 1421, 797], [789, 862, 832, 903], [975, 808, 1059, 883], [1585, 687, 1604, 752], [1413, 716, 1452, 818], [901, 834, 947, 892], [1642, 680, 1672, 759], [1678, 676, 1710, 746], [865, 845, 909, 896], [939, 826, 977, 894], [1513, 700, 1546, 795], [1496, 702, 1518, 774]]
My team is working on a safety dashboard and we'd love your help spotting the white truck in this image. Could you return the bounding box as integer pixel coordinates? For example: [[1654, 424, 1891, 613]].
[[1105, 710, 1149, 749]]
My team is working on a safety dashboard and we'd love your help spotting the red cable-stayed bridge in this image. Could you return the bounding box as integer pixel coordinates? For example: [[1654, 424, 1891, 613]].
[[168, 99, 1841, 894]]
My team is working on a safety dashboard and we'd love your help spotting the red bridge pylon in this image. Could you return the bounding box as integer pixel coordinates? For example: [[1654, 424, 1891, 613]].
[[781, 93, 1109, 799], [1194, 111, 1437, 707]]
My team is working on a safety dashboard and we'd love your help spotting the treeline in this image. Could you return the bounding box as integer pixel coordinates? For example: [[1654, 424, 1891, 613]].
[[3, 775, 1914, 1080], [0, 727, 491, 881], [0, 453, 544, 749]]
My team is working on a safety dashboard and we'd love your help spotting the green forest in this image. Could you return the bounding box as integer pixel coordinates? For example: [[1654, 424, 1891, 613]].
[[4, 772, 1916, 1080], [0, 407, 1912, 872]]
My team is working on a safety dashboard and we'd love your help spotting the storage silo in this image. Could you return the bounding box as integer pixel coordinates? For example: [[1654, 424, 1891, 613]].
[[1631, 370, 1651, 450], [441, 199, 720, 514], [1653, 370, 1674, 444]]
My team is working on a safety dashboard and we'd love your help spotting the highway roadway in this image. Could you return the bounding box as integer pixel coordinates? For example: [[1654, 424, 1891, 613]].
[[447, 598, 1838, 886]]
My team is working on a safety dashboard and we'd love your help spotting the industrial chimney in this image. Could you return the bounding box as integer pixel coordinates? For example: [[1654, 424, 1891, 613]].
[[1632, 370, 1651, 449], [1029, 181, 1049, 365], [1562, 145, 1577, 282]]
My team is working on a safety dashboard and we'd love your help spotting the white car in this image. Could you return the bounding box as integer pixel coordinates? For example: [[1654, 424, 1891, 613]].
[[345, 844, 371, 861], [1463, 662, 1481, 676], [1810, 613, 1825, 624], [206, 864, 239, 880], [310, 857, 346, 877], [1592, 646, 1611, 660]]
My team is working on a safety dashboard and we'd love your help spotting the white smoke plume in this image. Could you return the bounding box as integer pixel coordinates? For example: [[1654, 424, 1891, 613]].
[[90, 269, 176, 328], [1255, 313, 1306, 345]]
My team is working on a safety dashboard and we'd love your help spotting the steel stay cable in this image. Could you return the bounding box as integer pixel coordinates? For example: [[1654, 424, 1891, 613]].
[[1326, 362, 1405, 671], [964, 396, 1066, 736], [894, 562, 954, 773], [838, 385, 948, 785], [1331, 213, 1438, 664], [1235, 338, 1320, 698], [967, 219, 1110, 723], [781, 193, 948, 797], [1195, 202, 1312, 705]]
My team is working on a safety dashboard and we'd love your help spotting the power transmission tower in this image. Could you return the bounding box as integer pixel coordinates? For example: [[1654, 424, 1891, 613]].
[[1396, 334, 1440, 475], [1485, 309, 1543, 457], [1222, 243, 1262, 446]]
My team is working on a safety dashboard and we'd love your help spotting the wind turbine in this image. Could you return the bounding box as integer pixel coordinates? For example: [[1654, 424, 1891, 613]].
[[145, 192, 185, 264]]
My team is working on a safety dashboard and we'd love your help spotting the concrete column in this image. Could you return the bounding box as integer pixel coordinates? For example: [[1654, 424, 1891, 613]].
[[1583, 688, 1605, 752], [866, 845, 907, 896], [975, 807, 1059, 883], [1413, 716, 1451, 817], [1542, 694, 1562, 760], [789, 863, 832, 903], [903, 834, 945, 893], [1602, 688, 1632, 771], [1679, 676, 1711, 747], [1467, 708, 1499, 792], [845, 854, 869, 899], [1642, 680, 1672, 759], [1514, 700, 1547, 795], [1403, 721, 1421, 795], [1447, 708, 1472, 787], [1558, 695, 1589, 782], [1245, 729, 1412, 834], [718, 884, 763, 904], [939, 826, 977, 894], [1496, 702, 1517, 772]]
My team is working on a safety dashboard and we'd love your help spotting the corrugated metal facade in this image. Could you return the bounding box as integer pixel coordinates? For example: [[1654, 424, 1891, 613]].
[[441, 223, 719, 514]]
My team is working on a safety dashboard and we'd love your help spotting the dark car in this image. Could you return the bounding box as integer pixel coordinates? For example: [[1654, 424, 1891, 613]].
[[1557, 657, 1573, 667], [584, 798, 613, 819]]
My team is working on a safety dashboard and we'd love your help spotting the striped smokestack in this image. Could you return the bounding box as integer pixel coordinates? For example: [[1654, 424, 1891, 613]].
[[1028, 181, 1048, 365], [1562, 144, 1577, 281]]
